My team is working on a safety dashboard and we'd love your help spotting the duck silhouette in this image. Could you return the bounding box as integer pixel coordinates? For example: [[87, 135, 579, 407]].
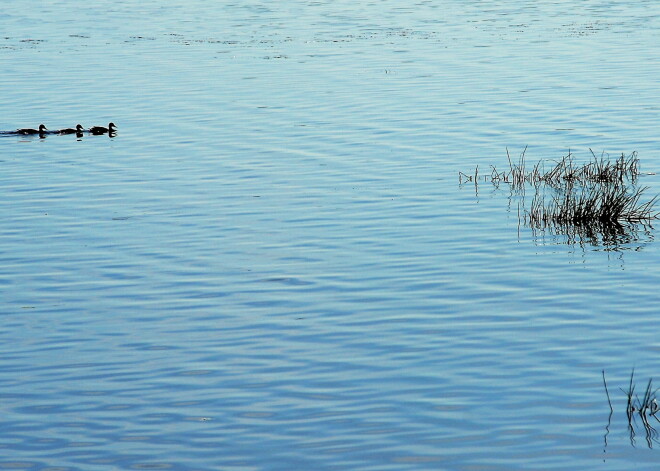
[[17, 124, 48, 135], [56, 124, 85, 135], [89, 122, 117, 135]]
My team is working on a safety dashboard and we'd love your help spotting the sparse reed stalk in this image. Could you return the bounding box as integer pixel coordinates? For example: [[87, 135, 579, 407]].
[[603, 369, 660, 449]]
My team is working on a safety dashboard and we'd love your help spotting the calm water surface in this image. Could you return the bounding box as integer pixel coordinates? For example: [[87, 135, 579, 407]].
[[1, 1, 660, 469]]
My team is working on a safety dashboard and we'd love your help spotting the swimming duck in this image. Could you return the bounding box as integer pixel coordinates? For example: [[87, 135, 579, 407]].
[[56, 124, 85, 135], [17, 124, 48, 135], [89, 122, 117, 134]]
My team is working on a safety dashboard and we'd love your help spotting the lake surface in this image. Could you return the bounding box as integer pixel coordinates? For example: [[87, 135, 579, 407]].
[[1, 1, 660, 469]]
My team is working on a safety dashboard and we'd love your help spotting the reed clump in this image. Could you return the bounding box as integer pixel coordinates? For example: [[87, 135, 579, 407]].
[[459, 149, 658, 246]]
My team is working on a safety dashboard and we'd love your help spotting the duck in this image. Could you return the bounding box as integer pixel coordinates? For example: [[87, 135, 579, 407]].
[[89, 122, 117, 134], [17, 124, 48, 135], [56, 124, 85, 135]]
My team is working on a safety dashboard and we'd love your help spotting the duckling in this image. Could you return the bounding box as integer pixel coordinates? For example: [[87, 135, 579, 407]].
[[56, 124, 85, 135], [89, 122, 117, 135], [17, 124, 48, 135]]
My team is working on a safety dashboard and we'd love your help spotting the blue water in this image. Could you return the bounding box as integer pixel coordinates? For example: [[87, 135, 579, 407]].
[[2, 1, 660, 469]]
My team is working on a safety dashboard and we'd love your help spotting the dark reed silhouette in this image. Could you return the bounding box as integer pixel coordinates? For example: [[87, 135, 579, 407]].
[[460, 150, 658, 249]]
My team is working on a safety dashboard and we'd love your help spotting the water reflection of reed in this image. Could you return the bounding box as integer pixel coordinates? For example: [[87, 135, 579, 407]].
[[528, 218, 653, 250], [526, 182, 657, 226], [525, 182, 656, 249], [460, 150, 658, 249]]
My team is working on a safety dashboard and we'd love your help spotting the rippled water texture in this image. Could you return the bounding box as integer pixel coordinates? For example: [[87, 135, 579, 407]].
[[1, 1, 660, 469]]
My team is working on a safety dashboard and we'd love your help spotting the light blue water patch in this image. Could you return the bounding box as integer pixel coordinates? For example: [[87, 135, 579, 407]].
[[1, 0, 660, 469]]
